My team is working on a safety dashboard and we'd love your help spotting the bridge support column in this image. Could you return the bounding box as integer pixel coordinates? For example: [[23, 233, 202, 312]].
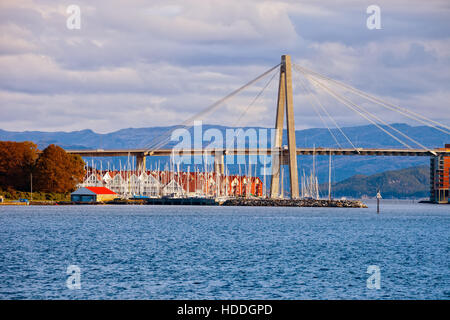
[[270, 55, 299, 199], [136, 154, 146, 173]]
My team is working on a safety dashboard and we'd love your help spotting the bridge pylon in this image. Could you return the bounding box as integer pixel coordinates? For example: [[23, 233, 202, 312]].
[[270, 55, 299, 199]]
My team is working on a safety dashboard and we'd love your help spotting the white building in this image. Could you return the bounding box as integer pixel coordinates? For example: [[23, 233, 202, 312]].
[[81, 170, 162, 198], [139, 172, 161, 197], [162, 179, 184, 196]]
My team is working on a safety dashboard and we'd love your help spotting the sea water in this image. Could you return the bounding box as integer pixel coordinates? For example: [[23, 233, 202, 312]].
[[0, 201, 448, 299]]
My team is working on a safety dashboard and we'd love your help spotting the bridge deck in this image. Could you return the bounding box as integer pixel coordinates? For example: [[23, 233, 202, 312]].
[[65, 148, 450, 157]]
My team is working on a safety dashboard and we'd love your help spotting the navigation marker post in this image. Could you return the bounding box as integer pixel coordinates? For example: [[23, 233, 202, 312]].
[[376, 189, 382, 214]]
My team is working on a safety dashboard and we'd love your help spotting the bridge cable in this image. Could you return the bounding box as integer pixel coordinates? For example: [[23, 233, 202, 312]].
[[295, 63, 450, 134], [234, 67, 278, 128], [303, 72, 438, 153], [294, 64, 450, 136], [227, 67, 278, 160], [292, 65, 359, 151], [307, 75, 439, 155], [143, 63, 281, 153], [293, 71, 343, 148], [144, 65, 279, 155], [293, 69, 352, 150], [304, 74, 413, 149]]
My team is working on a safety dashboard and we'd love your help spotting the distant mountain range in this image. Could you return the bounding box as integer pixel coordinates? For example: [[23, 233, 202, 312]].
[[0, 123, 447, 184], [1, 123, 447, 150], [320, 165, 430, 199]]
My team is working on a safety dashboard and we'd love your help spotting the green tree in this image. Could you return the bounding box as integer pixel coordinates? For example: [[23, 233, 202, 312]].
[[34, 144, 85, 193]]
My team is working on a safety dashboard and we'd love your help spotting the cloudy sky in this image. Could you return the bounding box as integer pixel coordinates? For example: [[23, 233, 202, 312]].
[[1, 0, 449, 133]]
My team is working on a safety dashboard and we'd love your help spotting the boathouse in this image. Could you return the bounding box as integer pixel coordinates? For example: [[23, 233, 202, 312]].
[[71, 187, 117, 202]]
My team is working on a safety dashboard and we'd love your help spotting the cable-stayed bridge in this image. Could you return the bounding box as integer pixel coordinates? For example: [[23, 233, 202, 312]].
[[68, 55, 450, 201], [66, 147, 450, 157], [67, 147, 447, 158]]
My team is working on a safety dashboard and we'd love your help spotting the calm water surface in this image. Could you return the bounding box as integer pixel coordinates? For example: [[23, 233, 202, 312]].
[[0, 201, 449, 299]]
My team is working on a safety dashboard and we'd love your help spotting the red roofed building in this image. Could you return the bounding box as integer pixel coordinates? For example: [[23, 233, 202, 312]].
[[80, 169, 264, 198], [71, 186, 117, 202]]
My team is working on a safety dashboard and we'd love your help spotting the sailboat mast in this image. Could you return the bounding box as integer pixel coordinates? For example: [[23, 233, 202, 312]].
[[280, 166, 284, 199], [313, 144, 316, 178], [328, 150, 332, 201], [263, 161, 266, 198]]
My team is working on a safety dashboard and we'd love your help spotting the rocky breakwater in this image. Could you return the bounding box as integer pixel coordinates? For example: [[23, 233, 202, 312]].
[[221, 198, 367, 208]]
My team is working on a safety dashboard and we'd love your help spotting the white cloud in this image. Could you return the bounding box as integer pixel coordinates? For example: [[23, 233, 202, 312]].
[[0, 0, 449, 133]]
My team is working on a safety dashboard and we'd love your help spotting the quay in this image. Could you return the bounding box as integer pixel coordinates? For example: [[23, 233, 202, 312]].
[[21, 197, 367, 207], [144, 197, 218, 206], [221, 198, 367, 208], [0, 202, 29, 206]]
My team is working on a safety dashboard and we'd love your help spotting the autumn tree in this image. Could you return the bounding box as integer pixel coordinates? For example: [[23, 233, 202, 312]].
[[34, 144, 85, 193], [0, 141, 38, 191]]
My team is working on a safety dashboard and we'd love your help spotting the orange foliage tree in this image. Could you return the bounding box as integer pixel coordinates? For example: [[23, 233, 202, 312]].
[[0, 141, 39, 191], [33, 144, 85, 193]]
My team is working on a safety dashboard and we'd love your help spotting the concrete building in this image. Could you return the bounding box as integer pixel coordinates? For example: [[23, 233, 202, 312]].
[[71, 187, 117, 202], [430, 144, 450, 203]]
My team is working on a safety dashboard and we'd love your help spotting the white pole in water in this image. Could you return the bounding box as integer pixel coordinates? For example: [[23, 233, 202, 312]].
[[376, 189, 382, 214]]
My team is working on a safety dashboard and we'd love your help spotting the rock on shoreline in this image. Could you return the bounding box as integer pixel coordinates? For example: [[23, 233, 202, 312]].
[[221, 198, 367, 208], [26, 198, 367, 208]]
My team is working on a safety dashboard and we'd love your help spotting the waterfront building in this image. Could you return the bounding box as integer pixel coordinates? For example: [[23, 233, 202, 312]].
[[162, 179, 185, 196], [82, 172, 103, 187], [430, 144, 450, 203], [79, 170, 264, 198], [140, 171, 162, 197], [71, 187, 117, 202], [107, 171, 128, 195]]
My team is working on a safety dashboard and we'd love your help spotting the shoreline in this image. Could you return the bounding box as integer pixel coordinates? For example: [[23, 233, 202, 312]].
[[2, 198, 447, 207], [2, 198, 368, 208]]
